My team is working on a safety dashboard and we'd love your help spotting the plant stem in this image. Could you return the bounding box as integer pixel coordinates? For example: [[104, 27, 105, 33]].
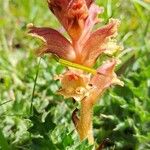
[[78, 98, 94, 144], [72, 92, 100, 144]]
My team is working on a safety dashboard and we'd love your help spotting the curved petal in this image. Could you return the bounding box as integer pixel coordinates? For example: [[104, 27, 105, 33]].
[[92, 59, 124, 90], [97, 59, 116, 75], [87, 60, 123, 104], [78, 3, 104, 46], [28, 24, 76, 61], [81, 19, 120, 67], [91, 60, 116, 89]]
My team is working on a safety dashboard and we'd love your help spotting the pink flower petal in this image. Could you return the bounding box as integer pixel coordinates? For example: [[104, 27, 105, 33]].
[[81, 19, 120, 67], [91, 60, 116, 90], [82, 60, 118, 104], [78, 60, 117, 105], [97, 60, 116, 75], [90, 59, 124, 100], [78, 3, 104, 46], [28, 25, 76, 61]]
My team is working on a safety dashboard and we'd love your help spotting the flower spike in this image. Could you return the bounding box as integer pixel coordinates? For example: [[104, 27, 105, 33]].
[[28, 0, 124, 145]]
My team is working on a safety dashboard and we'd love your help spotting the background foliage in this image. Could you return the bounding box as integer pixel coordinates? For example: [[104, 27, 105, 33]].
[[0, 0, 150, 150]]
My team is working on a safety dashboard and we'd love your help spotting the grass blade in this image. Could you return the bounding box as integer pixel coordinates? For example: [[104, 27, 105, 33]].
[[30, 57, 41, 116], [0, 128, 9, 150], [107, 0, 112, 18], [133, 0, 150, 11], [0, 100, 13, 107]]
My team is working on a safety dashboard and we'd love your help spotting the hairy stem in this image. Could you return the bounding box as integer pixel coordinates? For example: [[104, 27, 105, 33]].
[[72, 93, 99, 144], [78, 98, 94, 144]]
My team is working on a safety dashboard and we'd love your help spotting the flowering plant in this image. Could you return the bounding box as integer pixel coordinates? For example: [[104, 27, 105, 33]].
[[28, 0, 123, 146]]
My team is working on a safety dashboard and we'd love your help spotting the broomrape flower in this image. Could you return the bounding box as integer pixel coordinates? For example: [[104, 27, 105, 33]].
[[28, 0, 123, 145]]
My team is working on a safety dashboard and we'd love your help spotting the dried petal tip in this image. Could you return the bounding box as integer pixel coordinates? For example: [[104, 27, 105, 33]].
[[111, 75, 124, 86], [108, 19, 120, 37], [27, 23, 34, 28], [104, 41, 122, 56]]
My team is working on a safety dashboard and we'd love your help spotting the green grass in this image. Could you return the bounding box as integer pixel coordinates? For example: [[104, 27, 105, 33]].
[[0, 0, 150, 150]]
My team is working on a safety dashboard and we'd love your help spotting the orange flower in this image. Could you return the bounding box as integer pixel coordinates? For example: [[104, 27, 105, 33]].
[[56, 69, 92, 101], [55, 60, 123, 101], [28, 1, 119, 67], [47, 0, 102, 41], [28, 0, 123, 101], [89, 60, 124, 103]]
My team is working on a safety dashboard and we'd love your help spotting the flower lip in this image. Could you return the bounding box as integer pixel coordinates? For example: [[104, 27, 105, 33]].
[[57, 70, 92, 101], [27, 24, 76, 61], [97, 59, 116, 76]]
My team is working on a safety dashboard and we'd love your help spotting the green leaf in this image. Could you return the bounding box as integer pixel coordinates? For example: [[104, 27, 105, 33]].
[[0, 128, 9, 150]]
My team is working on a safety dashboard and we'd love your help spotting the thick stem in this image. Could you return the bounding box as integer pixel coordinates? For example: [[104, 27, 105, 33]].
[[71, 88, 101, 144], [78, 98, 94, 144]]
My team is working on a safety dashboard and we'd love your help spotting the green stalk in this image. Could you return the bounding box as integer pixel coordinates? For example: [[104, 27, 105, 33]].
[[0, 128, 9, 150], [30, 57, 41, 116]]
